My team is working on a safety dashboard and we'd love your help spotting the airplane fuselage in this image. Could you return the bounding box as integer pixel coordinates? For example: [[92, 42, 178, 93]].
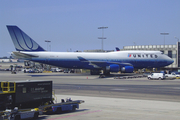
[[14, 50, 173, 70]]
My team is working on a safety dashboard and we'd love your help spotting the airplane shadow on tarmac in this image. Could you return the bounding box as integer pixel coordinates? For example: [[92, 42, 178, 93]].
[[28, 73, 90, 77], [28, 73, 139, 81]]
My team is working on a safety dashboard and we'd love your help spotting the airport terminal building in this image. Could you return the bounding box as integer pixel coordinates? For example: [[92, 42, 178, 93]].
[[121, 42, 180, 70]]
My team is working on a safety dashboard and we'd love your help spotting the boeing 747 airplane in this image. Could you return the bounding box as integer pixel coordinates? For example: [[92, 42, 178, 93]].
[[7, 25, 174, 75]]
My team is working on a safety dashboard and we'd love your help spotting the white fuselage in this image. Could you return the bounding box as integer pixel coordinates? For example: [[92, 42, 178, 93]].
[[14, 50, 174, 70]]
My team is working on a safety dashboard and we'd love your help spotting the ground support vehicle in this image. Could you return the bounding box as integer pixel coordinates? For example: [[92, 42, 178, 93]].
[[147, 73, 166, 80], [0, 80, 52, 111], [51, 68, 63, 72], [0, 80, 85, 119], [63, 70, 69, 73], [39, 99, 84, 114], [165, 72, 180, 78], [1, 107, 39, 120]]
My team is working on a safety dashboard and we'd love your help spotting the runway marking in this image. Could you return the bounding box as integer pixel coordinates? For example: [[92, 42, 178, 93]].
[[111, 88, 128, 91], [173, 87, 180, 89], [47, 110, 102, 120]]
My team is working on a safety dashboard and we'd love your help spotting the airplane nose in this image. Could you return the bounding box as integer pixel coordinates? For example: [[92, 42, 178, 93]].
[[168, 58, 174, 65], [170, 59, 174, 64]]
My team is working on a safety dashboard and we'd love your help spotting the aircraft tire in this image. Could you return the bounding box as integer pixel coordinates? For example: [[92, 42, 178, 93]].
[[33, 112, 39, 119], [56, 107, 62, 114], [14, 115, 21, 120], [72, 106, 76, 112]]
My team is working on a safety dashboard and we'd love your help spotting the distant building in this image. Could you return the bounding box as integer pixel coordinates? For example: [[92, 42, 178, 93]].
[[84, 49, 114, 52], [0, 58, 18, 63]]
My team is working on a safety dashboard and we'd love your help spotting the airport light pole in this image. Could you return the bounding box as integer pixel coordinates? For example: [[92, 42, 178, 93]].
[[160, 33, 169, 46], [133, 42, 136, 46], [175, 36, 179, 42], [45, 40, 51, 51], [98, 26, 108, 51]]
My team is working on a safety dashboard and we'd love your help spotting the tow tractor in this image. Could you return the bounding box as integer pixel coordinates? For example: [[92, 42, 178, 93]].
[[39, 98, 84, 114], [1, 107, 39, 120], [1, 99, 84, 120]]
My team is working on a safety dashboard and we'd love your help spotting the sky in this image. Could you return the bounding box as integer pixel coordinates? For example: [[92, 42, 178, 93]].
[[1, 0, 180, 57]]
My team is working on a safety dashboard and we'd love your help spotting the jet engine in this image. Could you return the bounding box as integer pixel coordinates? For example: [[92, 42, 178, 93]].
[[106, 64, 120, 72], [121, 66, 134, 73]]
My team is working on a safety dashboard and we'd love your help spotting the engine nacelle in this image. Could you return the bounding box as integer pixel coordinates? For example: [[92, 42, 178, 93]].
[[106, 64, 120, 72], [121, 66, 134, 73]]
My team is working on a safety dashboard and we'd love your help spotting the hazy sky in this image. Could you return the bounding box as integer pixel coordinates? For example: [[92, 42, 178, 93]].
[[1, 0, 180, 57]]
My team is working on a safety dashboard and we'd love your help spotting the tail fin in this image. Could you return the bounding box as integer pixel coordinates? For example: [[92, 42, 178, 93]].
[[116, 47, 120, 51], [7, 25, 45, 51]]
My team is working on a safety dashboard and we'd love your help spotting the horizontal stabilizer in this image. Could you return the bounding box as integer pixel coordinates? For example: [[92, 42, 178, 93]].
[[12, 51, 38, 59]]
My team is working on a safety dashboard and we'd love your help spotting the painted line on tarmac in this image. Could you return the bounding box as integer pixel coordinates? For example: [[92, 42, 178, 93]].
[[111, 88, 128, 91], [47, 110, 102, 120], [173, 87, 180, 89]]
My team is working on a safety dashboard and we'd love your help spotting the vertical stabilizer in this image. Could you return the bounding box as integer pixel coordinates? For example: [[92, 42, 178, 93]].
[[116, 47, 120, 51], [7, 25, 45, 51]]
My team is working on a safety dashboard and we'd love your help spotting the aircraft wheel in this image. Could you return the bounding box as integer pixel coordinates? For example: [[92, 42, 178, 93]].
[[72, 106, 76, 112], [56, 107, 62, 114], [33, 112, 39, 119], [14, 115, 21, 120]]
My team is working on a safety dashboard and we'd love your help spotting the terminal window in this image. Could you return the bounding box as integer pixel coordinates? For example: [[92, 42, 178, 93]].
[[168, 51, 172, 58]]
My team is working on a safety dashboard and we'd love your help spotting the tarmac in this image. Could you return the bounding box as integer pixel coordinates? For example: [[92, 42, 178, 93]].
[[1, 71, 180, 120], [38, 95, 180, 120]]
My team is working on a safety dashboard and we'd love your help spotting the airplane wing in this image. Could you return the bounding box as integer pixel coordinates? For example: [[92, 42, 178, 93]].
[[78, 56, 133, 68]]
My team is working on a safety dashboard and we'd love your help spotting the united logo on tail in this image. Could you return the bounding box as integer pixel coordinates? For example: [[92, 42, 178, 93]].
[[7, 25, 45, 52]]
